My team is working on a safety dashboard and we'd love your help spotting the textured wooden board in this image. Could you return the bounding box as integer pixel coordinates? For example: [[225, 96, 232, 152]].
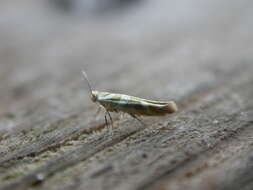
[[0, 1, 253, 190]]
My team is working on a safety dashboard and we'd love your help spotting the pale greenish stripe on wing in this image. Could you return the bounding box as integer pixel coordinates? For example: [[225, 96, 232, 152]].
[[98, 92, 170, 106], [98, 93, 117, 101], [119, 94, 131, 104], [127, 95, 169, 105]]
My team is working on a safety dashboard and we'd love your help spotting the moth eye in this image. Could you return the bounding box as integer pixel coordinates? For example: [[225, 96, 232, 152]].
[[91, 94, 97, 102]]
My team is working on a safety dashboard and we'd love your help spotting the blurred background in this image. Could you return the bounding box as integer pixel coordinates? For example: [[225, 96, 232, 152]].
[[0, 0, 252, 119]]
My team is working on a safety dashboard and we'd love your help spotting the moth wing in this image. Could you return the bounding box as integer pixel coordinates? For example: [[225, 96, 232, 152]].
[[131, 96, 171, 105]]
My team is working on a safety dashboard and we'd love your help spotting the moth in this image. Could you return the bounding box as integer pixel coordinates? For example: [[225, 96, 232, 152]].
[[82, 71, 178, 126]]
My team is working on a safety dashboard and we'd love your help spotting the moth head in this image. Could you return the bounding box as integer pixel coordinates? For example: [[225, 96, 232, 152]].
[[91, 91, 98, 102]]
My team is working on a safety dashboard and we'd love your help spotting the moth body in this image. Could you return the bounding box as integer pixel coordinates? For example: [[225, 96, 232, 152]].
[[82, 70, 178, 127], [91, 91, 178, 116]]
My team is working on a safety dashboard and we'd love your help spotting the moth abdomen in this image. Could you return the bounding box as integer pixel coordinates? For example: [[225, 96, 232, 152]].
[[163, 101, 178, 113]]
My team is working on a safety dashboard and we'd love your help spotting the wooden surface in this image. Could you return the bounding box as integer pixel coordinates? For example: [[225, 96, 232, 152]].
[[0, 1, 253, 190]]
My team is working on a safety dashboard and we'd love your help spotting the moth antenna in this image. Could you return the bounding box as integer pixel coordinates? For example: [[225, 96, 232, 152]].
[[82, 70, 93, 96]]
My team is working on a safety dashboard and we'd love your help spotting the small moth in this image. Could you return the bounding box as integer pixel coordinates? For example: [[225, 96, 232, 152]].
[[82, 71, 178, 126]]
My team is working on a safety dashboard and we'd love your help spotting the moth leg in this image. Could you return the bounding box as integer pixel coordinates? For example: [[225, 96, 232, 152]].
[[129, 113, 146, 127], [104, 114, 108, 126], [106, 111, 113, 128], [104, 111, 113, 135]]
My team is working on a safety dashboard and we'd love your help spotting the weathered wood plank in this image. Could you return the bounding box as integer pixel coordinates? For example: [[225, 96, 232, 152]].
[[1, 68, 252, 190]]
